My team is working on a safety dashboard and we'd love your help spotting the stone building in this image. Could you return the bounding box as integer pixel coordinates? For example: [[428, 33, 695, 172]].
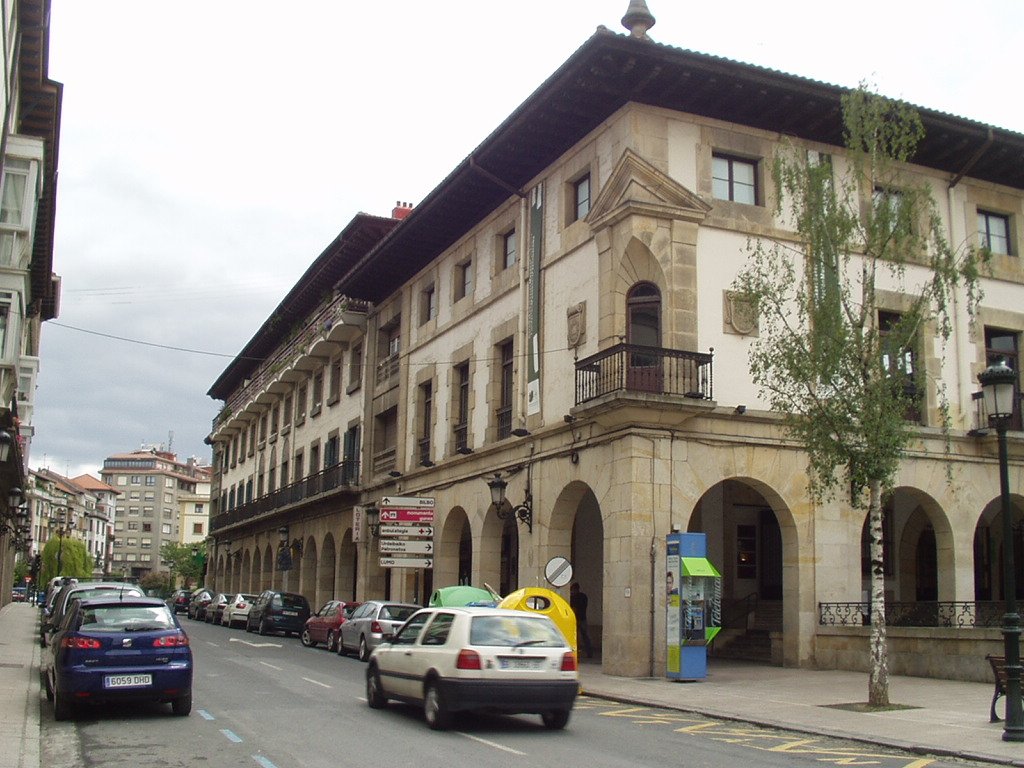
[[206, 3, 1023, 681], [99, 449, 211, 581], [0, 0, 62, 607]]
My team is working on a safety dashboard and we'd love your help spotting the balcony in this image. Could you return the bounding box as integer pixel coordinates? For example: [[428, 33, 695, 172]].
[[575, 344, 713, 405], [210, 459, 360, 532]]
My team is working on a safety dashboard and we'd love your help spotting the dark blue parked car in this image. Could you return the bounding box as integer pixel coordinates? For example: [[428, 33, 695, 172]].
[[43, 596, 193, 720]]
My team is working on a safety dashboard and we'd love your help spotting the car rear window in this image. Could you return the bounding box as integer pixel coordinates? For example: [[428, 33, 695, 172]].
[[273, 594, 308, 610], [469, 615, 567, 647], [381, 605, 417, 621], [80, 604, 177, 632]]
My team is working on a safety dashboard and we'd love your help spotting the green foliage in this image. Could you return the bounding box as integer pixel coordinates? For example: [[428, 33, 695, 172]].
[[140, 571, 173, 597], [12, 557, 28, 586], [39, 536, 93, 585], [160, 541, 206, 587], [733, 86, 985, 506]]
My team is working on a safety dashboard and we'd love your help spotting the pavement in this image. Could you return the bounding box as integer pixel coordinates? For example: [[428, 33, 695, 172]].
[[1, 600, 1021, 767]]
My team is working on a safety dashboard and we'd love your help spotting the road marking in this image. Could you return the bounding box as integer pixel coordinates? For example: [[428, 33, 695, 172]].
[[259, 661, 282, 671], [230, 638, 282, 648], [221, 729, 243, 743], [302, 677, 332, 689], [197, 709, 215, 720], [253, 756, 278, 768], [456, 732, 526, 756]]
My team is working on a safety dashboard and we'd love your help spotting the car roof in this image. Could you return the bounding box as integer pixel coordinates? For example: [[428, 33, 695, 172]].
[[76, 596, 172, 609]]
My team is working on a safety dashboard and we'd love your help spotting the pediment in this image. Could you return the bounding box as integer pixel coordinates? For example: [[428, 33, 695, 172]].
[[587, 149, 711, 228]]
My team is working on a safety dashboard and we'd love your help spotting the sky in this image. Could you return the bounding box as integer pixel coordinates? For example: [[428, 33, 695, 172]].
[[30, 0, 1024, 480]]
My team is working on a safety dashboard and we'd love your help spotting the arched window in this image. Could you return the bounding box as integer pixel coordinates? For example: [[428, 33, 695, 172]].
[[626, 283, 662, 392]]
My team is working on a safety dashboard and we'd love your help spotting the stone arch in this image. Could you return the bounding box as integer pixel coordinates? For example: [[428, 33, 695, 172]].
[[251, 548, 262, 593], [319, 533, 337, 605], [689, 477, 800, 664], [264, 544, 277, 590], [550, 481, 604, 655], [863, 486, 955, 603], [437, 506, 471, 589], [240, 549, 252, 593], [974, 492, 1024, 602], [299, 536, 317, 602], [337, 528, 357, 601]]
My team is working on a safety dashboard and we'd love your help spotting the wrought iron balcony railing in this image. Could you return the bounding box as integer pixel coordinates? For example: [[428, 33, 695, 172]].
[[210, 460, 359, 532], [818, 600, 1004, 628], [575, 343, 713, 405]]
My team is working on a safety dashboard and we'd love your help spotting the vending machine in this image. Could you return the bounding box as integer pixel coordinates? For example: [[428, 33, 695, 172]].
[[666, 532, 721, 681]]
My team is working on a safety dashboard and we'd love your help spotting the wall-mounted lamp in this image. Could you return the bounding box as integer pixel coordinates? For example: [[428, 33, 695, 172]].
[[388, 470, 403, 478], [563, 414, 576, 424], [734, 404, 747, 415], [486, 472, 533, 534], [278, 526, 289, 545], [420, 459, 435, 468], [0, 430, 12, 462], [511, 427, 531, 437], [456, 446, 474, 455]]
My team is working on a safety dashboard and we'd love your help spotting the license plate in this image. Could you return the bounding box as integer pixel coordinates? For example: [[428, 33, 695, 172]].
[[498, 657, 543, 670], [104, 673, 152, 689], [282, 610, 298, 616]]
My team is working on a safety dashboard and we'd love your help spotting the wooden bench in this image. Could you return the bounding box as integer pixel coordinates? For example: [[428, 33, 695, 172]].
[[986, 654, 1024, 723]]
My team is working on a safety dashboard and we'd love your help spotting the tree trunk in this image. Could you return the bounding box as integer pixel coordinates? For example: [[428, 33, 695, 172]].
[[867, 477, 890, 705]]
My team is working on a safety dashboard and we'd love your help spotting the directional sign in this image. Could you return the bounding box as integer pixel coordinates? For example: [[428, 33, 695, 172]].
[[379, 496, 435, 509], [379, 524, 433, 538], [379, 539, 433, 555], [378, 508, 434, 524], [379, 556, 433, 569]]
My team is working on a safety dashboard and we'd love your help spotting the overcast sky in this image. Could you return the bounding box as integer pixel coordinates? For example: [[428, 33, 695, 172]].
[[30, 0, 1024, 479]]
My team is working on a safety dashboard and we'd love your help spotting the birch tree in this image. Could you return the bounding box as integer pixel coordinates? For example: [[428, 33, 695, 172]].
[[732, 88, 985, 705]]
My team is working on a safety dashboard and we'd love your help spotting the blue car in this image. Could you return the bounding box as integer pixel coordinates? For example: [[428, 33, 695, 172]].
[[44, 596, 193, 720]]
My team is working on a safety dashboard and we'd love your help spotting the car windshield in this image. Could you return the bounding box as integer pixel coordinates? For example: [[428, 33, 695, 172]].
[[80, 604, 177, 632], [381, 605, 417, 621], [469, 615, 567, 647]]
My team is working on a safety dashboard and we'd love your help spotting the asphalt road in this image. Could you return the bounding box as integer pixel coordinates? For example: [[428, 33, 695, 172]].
[[40, 616, 994, 768]]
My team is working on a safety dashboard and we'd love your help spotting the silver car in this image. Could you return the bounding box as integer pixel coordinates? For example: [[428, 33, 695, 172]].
[[221, 593, 258, 628], [338, 600, 419, 661]]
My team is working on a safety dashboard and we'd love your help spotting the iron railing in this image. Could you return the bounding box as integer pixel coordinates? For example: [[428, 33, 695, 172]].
[[210, 460, 359, 532], [575, 344, 713, 405], [818, 600, 1005, 628]]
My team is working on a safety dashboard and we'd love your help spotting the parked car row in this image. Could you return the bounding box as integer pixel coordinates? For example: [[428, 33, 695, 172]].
[[175, 590, 579, 730]]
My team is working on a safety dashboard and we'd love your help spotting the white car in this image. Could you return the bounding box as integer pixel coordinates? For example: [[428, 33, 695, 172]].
[[365, 606, 578, 730], [221, 593, 258, 628]]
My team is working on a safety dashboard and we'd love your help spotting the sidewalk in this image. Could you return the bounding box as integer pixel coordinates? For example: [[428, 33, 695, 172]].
[[0, 602, 41, 768], [578, 658, 1024, 766], [1, 600, 1021, 766]]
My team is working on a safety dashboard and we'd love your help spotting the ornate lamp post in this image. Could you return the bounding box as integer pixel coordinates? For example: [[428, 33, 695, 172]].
[[979, 357, 1024, 742]]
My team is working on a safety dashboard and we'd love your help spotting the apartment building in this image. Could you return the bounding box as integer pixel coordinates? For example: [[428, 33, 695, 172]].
[[99, 449, 211, 581], [0, 0, 63, 606], [206, 3, 1024, 681], [70, 473, 118, 574]]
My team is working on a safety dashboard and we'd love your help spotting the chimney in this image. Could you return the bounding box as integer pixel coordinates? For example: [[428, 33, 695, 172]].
[[392, 200, 413, 220]]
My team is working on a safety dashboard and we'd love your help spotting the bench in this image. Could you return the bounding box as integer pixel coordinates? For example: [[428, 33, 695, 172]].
[[986, 654, 1024, 723]]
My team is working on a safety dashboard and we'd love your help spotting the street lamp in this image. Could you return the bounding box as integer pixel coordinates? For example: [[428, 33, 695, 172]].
[[979, 357, 1024, 742], [486, 472, 533, 534], [51, 509, 69, 576]]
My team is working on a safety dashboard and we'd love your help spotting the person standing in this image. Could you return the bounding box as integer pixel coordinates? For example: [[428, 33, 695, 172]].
[[569, 582, 593, 659]]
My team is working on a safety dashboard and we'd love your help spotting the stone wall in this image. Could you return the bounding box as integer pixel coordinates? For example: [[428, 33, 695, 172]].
[[815, 626, 1005, 683]]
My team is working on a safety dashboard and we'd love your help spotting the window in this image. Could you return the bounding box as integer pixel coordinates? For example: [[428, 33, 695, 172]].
[[502, 229, 517, 270], [127, 521, 139, 531], [192, 522, 203, 535], [350, 342, 363, 388], [296, 382, 308, 424], [129, 475, 142, 485], [420, 283, 437, 325], [311, 369, 324, 415], [294, 451, 304, 482], [343, 425, 360, 483], [162, 523, 172, 534], [309, 443, 321, 475], [0, 157, 32, 262], [455, 259, 473, 302], [985, 326, 1022, 431], [0, 304, 8, 358], [280, 457, 290, 487], [418, 382, 433, 465], [248, 423, 256, 456], [328, 358, 342, 403], [271, 402, 280, 434], [283, 393, 293, 427], [573, 174, 591, 221], [878, 311, 921, 423], [142, 522, 152, 532], [324, 434, 339, 467], [712, 154, 757, 204], [454, 362, 471, 452], [497, 341, 514, 440], [979, 210, 1011, 255]]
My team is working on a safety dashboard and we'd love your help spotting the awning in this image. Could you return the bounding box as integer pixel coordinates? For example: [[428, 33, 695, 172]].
[[681, 557, 721, 578]]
